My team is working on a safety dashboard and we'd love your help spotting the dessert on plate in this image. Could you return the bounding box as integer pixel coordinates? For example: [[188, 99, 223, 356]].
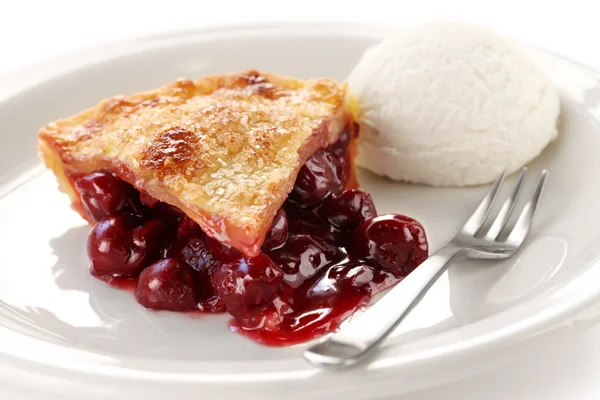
[[38, 70, 429, 346]]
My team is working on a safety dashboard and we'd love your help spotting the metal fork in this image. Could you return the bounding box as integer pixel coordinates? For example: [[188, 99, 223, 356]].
[[303, 167, 549, 368]]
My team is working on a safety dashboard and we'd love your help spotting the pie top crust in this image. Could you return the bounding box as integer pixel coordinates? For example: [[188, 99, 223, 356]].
[[38, 70, 352, 256]]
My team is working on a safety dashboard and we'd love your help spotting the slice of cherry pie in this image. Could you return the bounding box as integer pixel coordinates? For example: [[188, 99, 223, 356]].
[[38, 70, 429, 346]]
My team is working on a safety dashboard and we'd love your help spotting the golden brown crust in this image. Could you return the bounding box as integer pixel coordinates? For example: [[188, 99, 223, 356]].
[[38, 70, 351, 256]]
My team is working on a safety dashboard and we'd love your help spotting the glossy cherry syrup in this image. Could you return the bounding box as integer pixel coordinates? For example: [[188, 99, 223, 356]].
[[231, 259, 398, 346], [75, 123, 429, 346]]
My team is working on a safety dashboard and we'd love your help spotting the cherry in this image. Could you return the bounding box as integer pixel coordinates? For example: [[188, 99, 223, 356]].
[[212, 253, 283, 321], [75, 170, 141, 222], [136, 258, 199, 312], [326, 124, 354, 190], [284, 201, 340, 244], [205, 236, 241, 261], [88, 214, 163, 277], [167, 228, 224, 311], [269, 234, 343, 288], [319, 189, 377, 231], [175, 215, 201, 239], [168, 231, 219, 272], [325, 262, 376, 291], [328, 149, 349, 190], [290, 149, 344, 207], [283, 261, 375, 334], [349, 214, 428, 277], [325, 260, 396, 293], [149, 203, 186, 250], [292, 264, 370, 311], [261, 208, 288, 252], [150, 202, 185, 223]]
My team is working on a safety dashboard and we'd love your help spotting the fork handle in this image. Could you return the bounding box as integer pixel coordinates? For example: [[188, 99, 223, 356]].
[[303, 245, 465, 368]]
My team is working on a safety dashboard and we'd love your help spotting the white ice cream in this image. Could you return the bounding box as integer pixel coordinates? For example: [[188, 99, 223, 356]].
[[348, 22, 560, 187]]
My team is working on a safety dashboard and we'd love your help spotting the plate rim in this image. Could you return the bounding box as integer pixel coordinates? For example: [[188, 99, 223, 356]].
[[2, 20, 600, 395]]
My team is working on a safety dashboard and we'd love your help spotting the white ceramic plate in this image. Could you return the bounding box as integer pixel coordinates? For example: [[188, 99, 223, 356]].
[[2, 22, 600, 400]]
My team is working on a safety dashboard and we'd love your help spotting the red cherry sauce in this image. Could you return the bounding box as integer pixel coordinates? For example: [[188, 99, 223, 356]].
[[90, 266, 137, 292], [75, 122, 430, 346]]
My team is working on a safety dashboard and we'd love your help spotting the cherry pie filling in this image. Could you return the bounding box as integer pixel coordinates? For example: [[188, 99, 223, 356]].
[[74, 124, 429, 346]]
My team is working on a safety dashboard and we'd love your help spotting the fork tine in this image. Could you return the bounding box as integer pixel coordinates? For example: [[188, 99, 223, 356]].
[[485, 168, 527, 240], [461, 169, 506, 235], [505, 170, 549, 246]]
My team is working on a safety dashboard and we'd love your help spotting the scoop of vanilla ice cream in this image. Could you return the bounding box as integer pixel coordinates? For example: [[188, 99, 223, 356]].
[[347, 22, 560, 187]]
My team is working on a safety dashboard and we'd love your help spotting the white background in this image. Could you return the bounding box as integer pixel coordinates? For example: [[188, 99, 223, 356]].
[[1, 0, 600, 398]]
